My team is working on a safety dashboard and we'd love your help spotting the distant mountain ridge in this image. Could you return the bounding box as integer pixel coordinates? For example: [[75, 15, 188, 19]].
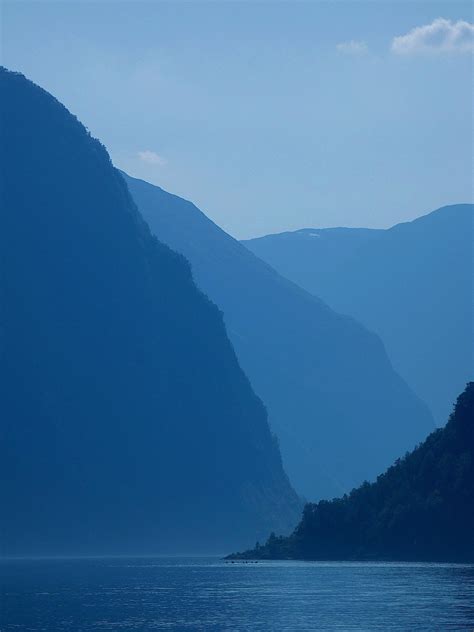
[[0, 67, 301, 556], [229, 383, 474, 562], [123, 172, 434, 501], [244, 204, 474, 424]]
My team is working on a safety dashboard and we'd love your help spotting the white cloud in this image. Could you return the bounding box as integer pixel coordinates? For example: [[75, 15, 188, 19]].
[[137, 150, 167, 166], [391, 18, 474, 55], [336, 40, 369, 55]]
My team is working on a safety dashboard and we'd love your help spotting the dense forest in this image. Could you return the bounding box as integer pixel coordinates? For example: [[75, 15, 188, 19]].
[[123, 172, 433, 501], [0, 67, 301, 556], [229, 383, 474, 562]]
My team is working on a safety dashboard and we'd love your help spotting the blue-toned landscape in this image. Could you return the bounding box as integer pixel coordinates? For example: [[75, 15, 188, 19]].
[[3, 558, 474, 631], [0, 1, 473, 630]]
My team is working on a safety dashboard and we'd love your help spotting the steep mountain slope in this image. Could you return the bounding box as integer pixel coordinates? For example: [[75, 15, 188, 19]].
[[0, 67, 301, 556], [123, 173, 433, 501], [230, 383, 474, 562], [245, 205, 474, 424]]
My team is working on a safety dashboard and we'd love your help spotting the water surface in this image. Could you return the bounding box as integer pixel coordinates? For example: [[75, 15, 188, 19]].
[[2, 557, 473, 630]]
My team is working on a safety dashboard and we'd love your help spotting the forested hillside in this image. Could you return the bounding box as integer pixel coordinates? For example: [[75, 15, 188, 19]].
[[230, 383, 474, 562]]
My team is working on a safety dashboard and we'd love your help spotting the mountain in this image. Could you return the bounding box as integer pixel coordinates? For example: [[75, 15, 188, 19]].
[[229, 383, 474, 562], [0, 67, 302, 556], [122, 173, 433, 501], [244, 205, 474, 424]]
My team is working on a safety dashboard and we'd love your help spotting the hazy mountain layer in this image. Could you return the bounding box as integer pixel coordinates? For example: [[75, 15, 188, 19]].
[[244, 205, 474, 424], [123, 173, 433, 500]]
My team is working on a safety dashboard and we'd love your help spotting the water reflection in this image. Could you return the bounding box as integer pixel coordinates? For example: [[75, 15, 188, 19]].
[[1, 558, 474, 631]]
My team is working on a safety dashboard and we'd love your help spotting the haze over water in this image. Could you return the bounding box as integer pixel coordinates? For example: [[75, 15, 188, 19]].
[[2, 558, 474, 631]]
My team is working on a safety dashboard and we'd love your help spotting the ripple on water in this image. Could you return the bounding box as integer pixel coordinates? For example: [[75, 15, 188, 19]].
[[1, 558, 474, 631]]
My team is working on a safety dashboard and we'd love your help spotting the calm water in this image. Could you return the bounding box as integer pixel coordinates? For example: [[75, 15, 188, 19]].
[[1, 557, 473, 631]]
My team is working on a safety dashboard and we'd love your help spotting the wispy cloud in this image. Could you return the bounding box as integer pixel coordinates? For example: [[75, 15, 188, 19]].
[[392, 18, 474, 55], [138, 150, 167, 166], [336, 40, 369, 56]]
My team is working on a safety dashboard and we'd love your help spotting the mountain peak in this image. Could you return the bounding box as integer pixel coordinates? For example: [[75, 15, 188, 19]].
[[0, 68, 301, 556]]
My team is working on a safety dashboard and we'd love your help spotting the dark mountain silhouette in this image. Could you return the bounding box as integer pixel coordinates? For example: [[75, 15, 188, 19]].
[[244, 205, 474, 424], [0, 67, 302, 556], [123, 173, 433, 501], [229, 383, 474, 562]]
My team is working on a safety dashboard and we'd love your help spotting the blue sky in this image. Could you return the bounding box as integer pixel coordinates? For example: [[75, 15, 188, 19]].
[[1, 1, 472, 238]]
